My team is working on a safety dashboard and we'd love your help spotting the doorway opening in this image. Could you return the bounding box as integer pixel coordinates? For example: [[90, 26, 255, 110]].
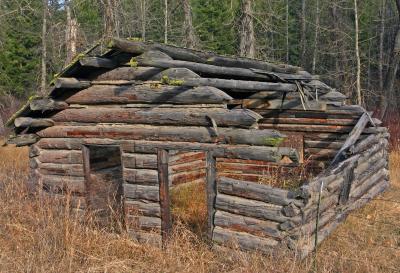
[[168, 150, 208, 240], [82, 145, 124, 231]]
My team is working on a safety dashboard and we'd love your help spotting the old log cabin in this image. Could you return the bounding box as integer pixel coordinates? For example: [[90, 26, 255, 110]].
[[6, 38, 389, 257]]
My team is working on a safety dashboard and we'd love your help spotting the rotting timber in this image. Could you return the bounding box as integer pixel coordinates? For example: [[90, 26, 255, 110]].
[[6, 38, 389, 258]]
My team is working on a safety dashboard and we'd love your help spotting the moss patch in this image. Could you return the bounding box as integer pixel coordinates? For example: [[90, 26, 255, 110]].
[[264, 137, 284, 147]]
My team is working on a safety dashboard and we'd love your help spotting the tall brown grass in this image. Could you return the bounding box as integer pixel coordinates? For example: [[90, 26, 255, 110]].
[[0, 143, 399, 273]]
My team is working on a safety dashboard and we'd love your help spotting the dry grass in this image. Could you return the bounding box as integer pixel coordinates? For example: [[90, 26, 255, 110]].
[[0, 143, 399, 273]]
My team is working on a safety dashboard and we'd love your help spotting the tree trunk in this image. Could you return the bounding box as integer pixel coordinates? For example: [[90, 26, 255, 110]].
[[285, 0, 289, 63], [140, 0, 146, 41], [65, 1, 78, 65], [164, 0, 168, 44], [380, 0, 400, 119], [379, 0, 386, 92], [239, 0, 255, 58], [311, 0, 320, 74], [300, 0, 307, 67], [40, 0, 47, 95], [182, 0, 197, 49], [354, 0, 362, 106]]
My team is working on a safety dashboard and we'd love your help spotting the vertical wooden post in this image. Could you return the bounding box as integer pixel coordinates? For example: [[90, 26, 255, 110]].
[[81, 145, 91, 206], [158, 149, 171, 245], [206, 152, 216, 241]]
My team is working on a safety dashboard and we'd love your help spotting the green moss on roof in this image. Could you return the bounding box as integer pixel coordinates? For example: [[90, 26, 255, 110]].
[[5, 95, 41, 127]]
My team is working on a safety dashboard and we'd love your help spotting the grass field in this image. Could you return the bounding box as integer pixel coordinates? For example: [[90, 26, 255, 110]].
[[0, 144, 399, 273]]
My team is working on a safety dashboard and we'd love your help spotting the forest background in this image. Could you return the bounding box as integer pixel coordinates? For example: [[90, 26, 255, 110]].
[[0, 0, 399, 134]]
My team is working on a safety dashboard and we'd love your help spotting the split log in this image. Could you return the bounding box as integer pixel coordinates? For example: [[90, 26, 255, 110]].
[[217, 176, 304, 206], [37, 150, 83, 164], [38, 163, 84, 177], [51, 108, 263, 128], [7, 134, 39, 146], [65, 85, 232, 105], [30, 98, 68, 111], [94, 66, 162, 81], [124, 184, 159, 202], [126, 215, 161, 230], [14, 117, 54, 128], [180, 77, 298, 92], [55, 77, 91, 89], [125, 199, 161, 217], [128, 231, 161, 247], [215, 194, 289, 223], [124, 168, 159, 185], [79, 57, 117, 68], [238, 99, 327, 111], [36, 125, 285, 147], [330, 113, 370, 166], [122, 154, 157, 169], [40, 174, 86, 194], [214, 211, 282, 239], [212, 226, 279, 252]]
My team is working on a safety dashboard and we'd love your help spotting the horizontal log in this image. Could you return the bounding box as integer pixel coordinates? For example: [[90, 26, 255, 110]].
[[215, 194, 288, 223], [30, 98, 68, 111], [217, 176, 304, 206], [124, 184, 159, 202], [51, 107, 262, 128], [350, 134, 380, 154], [180, 78, 298, 92], [37, 150, 83, 164], [95, 66, 162, 81], [109, 38, 301, 73], [260, 123, 353, 133], [79, 57, 117, 68], [353, 154, 386, 183], [128, 230, 161, 247], [65, 84, 232, 105], [304, 140, 344, 150], [124, 199, 160, 217], [40, 175, 86, 194], [305, 148, 337, 159], [122, 154, 157, 169], [170, 159, 206, 173], [124, 168, 159, 185], [212, 226, 279, 252], [237, 99, 327, 111], [38, 162, 84, 176], [169, 151, 205, 164], [256, 109, 362, 120], [36, 125, 285, 147], [7, 134, 39, 147], [261, 117, 357, 126], [14, 117, 54, 128], [170, 170, 206, 185], [55, 77, 91, 89], [126, 215, 161, 230], [290, 210, 336, 239], [350, 168, 388, 200], [214, 210, 282, 239]]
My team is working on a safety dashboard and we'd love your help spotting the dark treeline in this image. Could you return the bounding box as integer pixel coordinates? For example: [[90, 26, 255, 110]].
[[0, 0, 399, 124]]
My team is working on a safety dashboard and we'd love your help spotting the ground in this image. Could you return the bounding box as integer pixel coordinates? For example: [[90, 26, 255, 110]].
[[0, 143, 399, 273]]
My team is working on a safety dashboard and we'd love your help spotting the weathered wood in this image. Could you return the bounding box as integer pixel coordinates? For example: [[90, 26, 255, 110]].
[[212, 226, 279, 252], [30, 98, 68, 111], [126, 215, 161, 230], [169, 170, 205, 185], [122, 153, 158, 169], [206, 152, 217, 240], [331, 113, 370, 166], [94, 66, 162, 81], [124, 184, 159, 202], [128, 230, 162, 247], [79, 57, 117, 68], [124, 168, 159, 185], [217, 177, 304, 207], [238, 99, 327, 111], [153, 67, 200, 81], [290, 210, 336, 239], [169, 160, 204, 173], [37, 149, 82, 164], [40, 174, 86, 194], [125, 199, 161, 217], [158, 149, 171, 244], [65, 85, 232, 105], [350, 168, 388, 200], [7, 134, 39, 147], [215, 194, 288, 223], [51, 108, 262, 128], [350, 134, 380, 154], [55, 77, 91, 89], [14, 117, 54, 128], [180, 77, 298, 92], [305, 148, 337, 159], [38, 162, 84, 177], [304, 140, 344, 149], [214, 210, 282, 239], [262, 117, 357, 126], [29, 145, 41, 157], [36, 125, 285, 147], [260, 123, 354, 133]]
